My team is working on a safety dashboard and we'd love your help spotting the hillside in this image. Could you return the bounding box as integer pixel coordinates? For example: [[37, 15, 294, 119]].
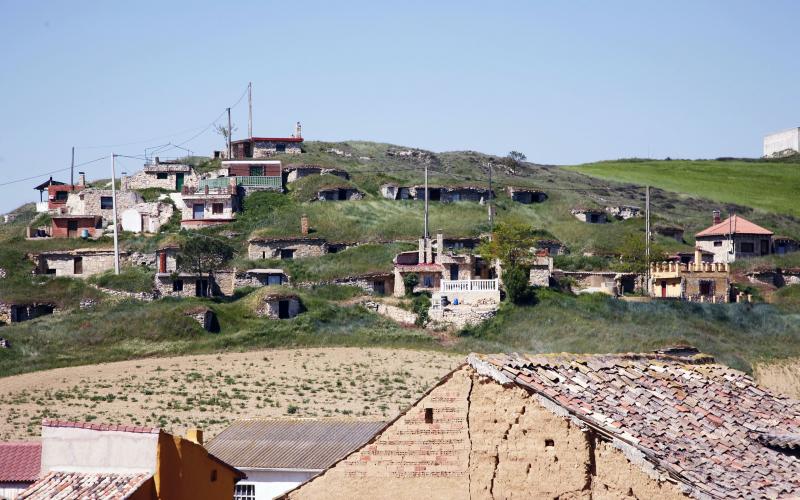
[[1, 140, 799, 388]]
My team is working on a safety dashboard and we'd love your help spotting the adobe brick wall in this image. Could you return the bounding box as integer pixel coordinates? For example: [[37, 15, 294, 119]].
[[287, 367, 686, 500]]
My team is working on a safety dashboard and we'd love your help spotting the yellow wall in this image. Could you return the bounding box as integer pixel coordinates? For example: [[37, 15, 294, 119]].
[[155, 433, 240, 500]]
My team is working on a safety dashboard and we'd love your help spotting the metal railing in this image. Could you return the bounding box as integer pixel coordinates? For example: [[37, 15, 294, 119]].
[[198, 176, 282, 190], [440, 279, 499, 292]]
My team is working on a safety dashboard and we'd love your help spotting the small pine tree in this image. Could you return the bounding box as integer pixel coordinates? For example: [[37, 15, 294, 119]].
[[503, 265, 532, 305]]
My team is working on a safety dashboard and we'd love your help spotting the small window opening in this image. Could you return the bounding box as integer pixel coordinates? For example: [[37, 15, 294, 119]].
[[156, 172, 168, 180], [173, 279, 184, 292], [545, 439, 555, 447], [424, 408, 434, 424], [210, 469, 217, 482]]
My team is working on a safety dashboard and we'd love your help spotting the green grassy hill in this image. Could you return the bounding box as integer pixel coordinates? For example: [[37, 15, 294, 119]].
[[2, 141, 800, 380], [568, 157, 800, 218]]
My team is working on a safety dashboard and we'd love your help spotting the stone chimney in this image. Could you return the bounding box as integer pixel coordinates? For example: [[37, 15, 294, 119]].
[[712, 209, 721, 225], [300, 214, 309, 235], [418, 238, 427, 264], [295, 121, 302, 139], [185, 428, 203, 446], [694, 247, 702, 270], [425, 237, 433, 264], [436, 233, 444, 261], [78, 172, 86, 187]]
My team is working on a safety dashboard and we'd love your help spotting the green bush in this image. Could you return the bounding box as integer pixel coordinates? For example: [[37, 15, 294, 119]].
[[502, 266, 532, 305], [89, 266, 154, 293], [403, 274, 419, 297], [412, 293, 431, 326]]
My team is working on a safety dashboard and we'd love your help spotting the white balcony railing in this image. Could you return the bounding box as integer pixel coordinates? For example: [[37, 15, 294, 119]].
[[35, 201, 49, 213], [440, 279, 499, 292]]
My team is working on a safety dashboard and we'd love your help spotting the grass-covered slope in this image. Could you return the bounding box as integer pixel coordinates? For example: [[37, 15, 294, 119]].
[[568, 157, 800, 218]]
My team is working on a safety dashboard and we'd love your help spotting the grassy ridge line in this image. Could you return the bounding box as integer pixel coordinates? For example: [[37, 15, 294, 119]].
[[567, 159, 800, 218]]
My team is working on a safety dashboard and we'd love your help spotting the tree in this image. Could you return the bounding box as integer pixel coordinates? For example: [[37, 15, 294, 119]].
[[507, 151, 527, 163], [403, 273, 419, 297], [479, 221, 539, 268], [177, 236, 234, 279], [214, 123, 238, 152], [502, 265, 532, 305], [618, 232, 667, 273]]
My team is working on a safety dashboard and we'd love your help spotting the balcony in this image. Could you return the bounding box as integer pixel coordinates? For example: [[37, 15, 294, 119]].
[[198, 176, 281, 191], [440, 279, 499, 292], [35, 202, 49, 213]]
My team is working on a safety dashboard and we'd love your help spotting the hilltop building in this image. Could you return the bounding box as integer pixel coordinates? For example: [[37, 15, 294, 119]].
[[506, 186, 547, 204], [763, 127, 800, 157], [210, 159, 283, 194], [30, 248, 128, 278], [124, 158, 199, 192], [248, 236, 328, 260], [284, 349, 800, 500], [570, 208, 607, 224], [207, 419, 385, 500], [695, 211, 773, 263], [18, 420, 243, 500], [230, 123, 304, 158], [180, 181, 240, 229]]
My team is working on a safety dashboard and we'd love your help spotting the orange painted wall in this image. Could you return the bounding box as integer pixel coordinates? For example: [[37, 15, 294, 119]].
[[154, 433, 241, 500]]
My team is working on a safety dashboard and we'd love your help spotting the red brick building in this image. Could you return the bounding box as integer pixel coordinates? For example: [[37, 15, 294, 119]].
[[50, 214, 102, 238]]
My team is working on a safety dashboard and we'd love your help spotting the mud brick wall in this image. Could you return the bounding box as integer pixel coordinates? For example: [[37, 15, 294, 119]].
[[288, 368, 686, 500]]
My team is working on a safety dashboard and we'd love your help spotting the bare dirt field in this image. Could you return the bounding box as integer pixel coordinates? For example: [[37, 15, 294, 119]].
[[753, 358, 800, 399], [0, 348, 462, 441]]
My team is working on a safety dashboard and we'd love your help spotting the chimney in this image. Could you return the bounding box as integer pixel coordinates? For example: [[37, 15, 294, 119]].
[[78, 172, 86, 187], [436, 233, 444, 260], [300, 214, 309, 235], [425, 237, 433, 264], [418, 238, 426, 264], [712, 209, 721, 225], [694, 247, 702, 269], [155, 156, 160, 165], [295, 121, 302, 139], [185, 428, 204, 446]]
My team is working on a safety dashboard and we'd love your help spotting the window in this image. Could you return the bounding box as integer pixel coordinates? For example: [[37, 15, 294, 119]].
[[713, 241, 722, 247], [740, 242, 755, 253], [267, 274, 282, 286], [699, 280, 712, 296], [234, 484, 256, 500], [276, 144, 287, 153], [73, 257, 83, 275], [173, 280, 184, 292], [100, 196, 113, 209], [423, 275, 434, 287], [156, 172, 168, 180], [424, 408, 434, 424], [210, 469, 217, 482], [545, 439, 555, 447], [249, 165, 263, 176], [212, 203, 224, 214], [280, 249, 295, 260], [55, 191, 68, 201]]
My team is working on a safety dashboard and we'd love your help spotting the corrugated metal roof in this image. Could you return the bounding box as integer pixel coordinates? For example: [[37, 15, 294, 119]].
[[206, 419, 385, 470]]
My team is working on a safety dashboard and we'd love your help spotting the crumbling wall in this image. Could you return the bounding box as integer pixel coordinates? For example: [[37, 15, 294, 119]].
[[256, 297, 301, 319], [247, 240, 327, 260]]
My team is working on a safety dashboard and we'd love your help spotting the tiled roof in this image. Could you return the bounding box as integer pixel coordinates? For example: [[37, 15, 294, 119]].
[[42, 419, 160, 434], [0, 442, 41, 482], [206, 419, 385, 470], [18, 471, 152, 500], [696, 215, 774, 237], [468, 351, 800, 499]]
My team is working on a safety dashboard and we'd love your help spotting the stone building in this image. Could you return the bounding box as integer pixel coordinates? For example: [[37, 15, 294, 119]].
[[284, 164, 349, 184], [0, 301, 55, 324], [650, 249, 731, 303], [254, 290, 303, 319], [248, 236, 328, 260], [695, 212, 773, 263], [558, 270, 639, 296], [380, 184, 493, 203], [570, 208, 607, 224], [124, 159, 198, 191], [315, 186, 363, 201], [234, 268, 289, 288], [180, 182, 240, 229], [654, 224, 685, 243], [49, 214, 103, 238], [506, 186, 548, 204], [30, 248, 128, 278], [535, 238, 568, 256], [528, 254, 553, 287], [230, 123, 304, 157], [320, 272, 394, 295], [286, 350, 800, 499], [763, 126, 800, 157], [155, 245, 179, 274], [65, 188, 144, 224], [120, 202, 174, 234], [155, 272, 217, 298], [605, 205, 642, 220], [773, 235, 799, 255]]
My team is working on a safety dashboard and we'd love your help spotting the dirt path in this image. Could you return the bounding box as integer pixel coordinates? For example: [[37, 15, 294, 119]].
[[0, 347, 462, 441]]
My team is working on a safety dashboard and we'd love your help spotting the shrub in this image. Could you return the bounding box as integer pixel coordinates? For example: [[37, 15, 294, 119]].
[[412, 293, 431, 326], [503, 265, 532, 305], [403, 274, 419, 297]]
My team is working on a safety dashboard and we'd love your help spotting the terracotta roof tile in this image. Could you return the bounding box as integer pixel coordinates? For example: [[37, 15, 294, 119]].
[[696, 215, 773, 237], [467, 351, 800, 499], [41, 419, 160, 434], [0, 442, 41, 482], [18, 471, 152, 500]]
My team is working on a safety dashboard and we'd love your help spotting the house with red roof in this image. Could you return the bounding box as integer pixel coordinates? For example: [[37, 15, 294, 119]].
[[0, 441, 41, 499], [695, 211, 774, 263], [230, 122, 304, 158]]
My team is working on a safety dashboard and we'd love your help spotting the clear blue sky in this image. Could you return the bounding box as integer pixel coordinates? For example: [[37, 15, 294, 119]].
[[1, 0, 799, 212]]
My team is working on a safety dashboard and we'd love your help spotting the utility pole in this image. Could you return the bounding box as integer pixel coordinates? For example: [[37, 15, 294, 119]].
[[488, 163, 494, 230], [248, 82, 253, 139], [70, 147, 75, 189], [645, 185, 650, 291], [227, 107, 233, 158], [110, 154, 120, 275], [423, 164, 429, 239]]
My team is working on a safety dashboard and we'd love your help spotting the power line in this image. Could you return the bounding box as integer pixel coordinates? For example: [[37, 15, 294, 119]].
[[0, 155, 110, 188]]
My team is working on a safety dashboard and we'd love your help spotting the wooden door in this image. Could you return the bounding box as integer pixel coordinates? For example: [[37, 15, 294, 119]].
[[73, 257, 83, 275], [175, 173, 184, 191], [67, 220, 78, 238], [661, 281, 667, 298]]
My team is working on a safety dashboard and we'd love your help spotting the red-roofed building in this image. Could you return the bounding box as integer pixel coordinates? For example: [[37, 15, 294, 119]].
[[230, 122, 304, 158], [695, 211, 774, 263], [0, 442, 41, 499]]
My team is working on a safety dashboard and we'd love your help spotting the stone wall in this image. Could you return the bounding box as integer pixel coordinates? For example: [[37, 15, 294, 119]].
[[428, 305, 496, 329], [35, 251, 125, 278], [362, 301, 417, 326], [125, 167, 199, 191], [255, 297, 301, 319], [65, 189, 144, 224], [288, 368, 686, 499], [747, 269, 800, 288], [248, 239, 327, 260], [571, 210, 607, 224], [253, 140, 302, 157]]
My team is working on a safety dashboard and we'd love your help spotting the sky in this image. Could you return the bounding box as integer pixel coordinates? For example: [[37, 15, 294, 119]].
[[1, 0, 799, 212]]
